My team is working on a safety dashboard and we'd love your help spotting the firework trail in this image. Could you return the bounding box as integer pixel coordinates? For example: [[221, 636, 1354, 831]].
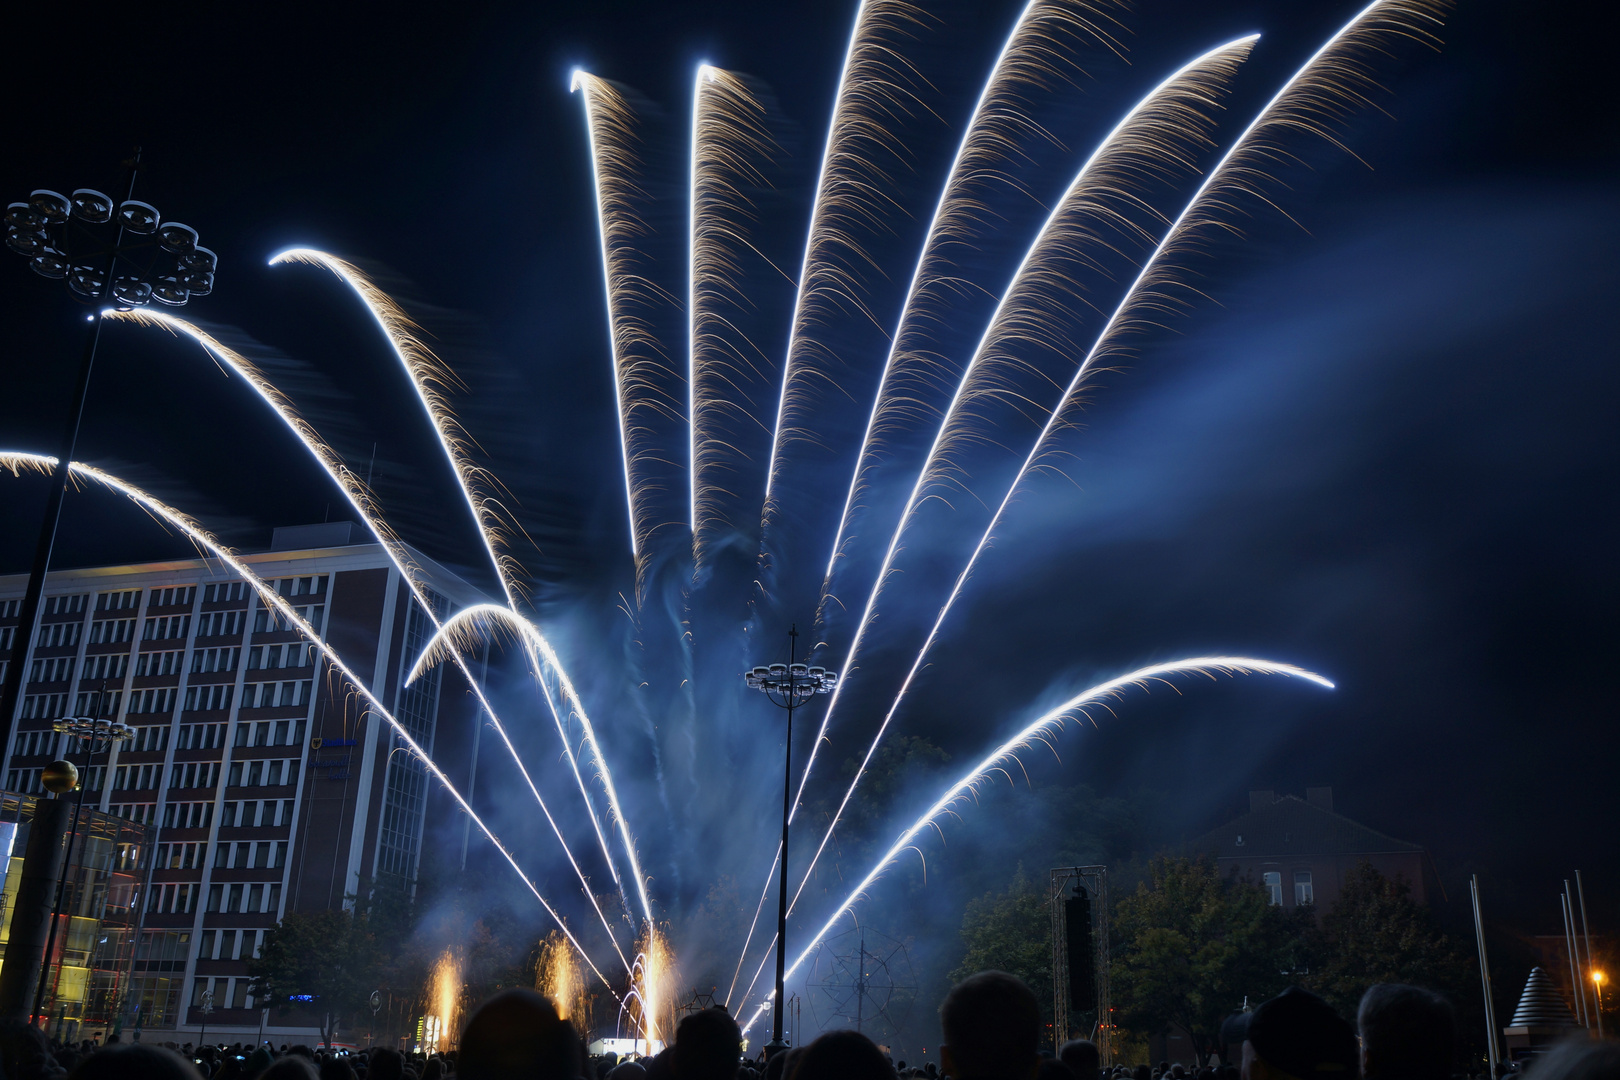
[[268, 249, 647, 928], [267, 249, 526, 604], [571, 71, 682, 568], [736, 656, 1334, 1033], [102, 309, 634, 969], [760, 0, 932, 522], [409, 604, 655, 926], [0, 451, 625, 996], [689, 65, 779, 571], [730, 34, 1257, 996], [778, 0, 1452, 937], [817, 0, 1129, 622]]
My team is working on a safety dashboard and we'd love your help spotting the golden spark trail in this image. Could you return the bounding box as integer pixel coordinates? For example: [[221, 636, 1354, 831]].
[[410, 604, 656, 926], [426, 950, 461, 1052], [689, 64, 777, 569], [795, 0, 1452, 926], [537, 930, 582, 1021], [818, 0, 1129, 618], [268, 248, 645, 930], [736, 657, 1334, 1034], [103, 309, 633, 970], [572, 71, 681, 568], [730, 36, 1257, 1001], [0, 452, 625, 996], [761, 0, 931, 517]]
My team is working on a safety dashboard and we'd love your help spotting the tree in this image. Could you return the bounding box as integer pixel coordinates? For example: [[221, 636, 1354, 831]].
[[1111, 856, 1307, 1062], [1304, 862, 1472, 1017], [952, 865, 1054, 1025], [250, 908, 382, 1048]]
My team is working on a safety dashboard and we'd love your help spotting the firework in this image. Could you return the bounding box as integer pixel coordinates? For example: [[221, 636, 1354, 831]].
[[537, 930, 583, 1021], [761, 0, 931, 518], [105, 309, 633, 971], [625, 923, 677, 1051], [736, 657, 1334, 1033], [817, 0, 1130, 612], [572, 71, 681, 566], [770, 1, 1451, 946], [731, 32, 1258, 993], [689, 64, 777, 569], [425, 950, 462, 1052], [0, 451, 623, 996], [410, 604, 655, 927]]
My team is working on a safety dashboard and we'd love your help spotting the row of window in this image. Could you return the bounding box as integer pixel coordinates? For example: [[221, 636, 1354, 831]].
[[109, 759, 300, 793], [223, 799, 293, 828], [27, 645, 314, 689], [240, 681, 312, 710], [19, 693, 67, 719], [36, 623, 80, 649], [75, 689, 122, 716], [110, 797, 294, 831], [99, 590, 140, 612], [195, 611, 245, 639], [193, 975, 258, 1011], [178, 723, 227, 750], [13, 729, 63, 758], [135, 651, 183, 677], [4, 766, 104, 794], [198, 927, 263, 962], [1261, 870, 1315, 906], [150, 587, 195, 609], [192, 647, 238, 674], [184, 685, 233, 712], [165, 802, 214, 830], [29, 657, 74, 683], [82, 654, 128, 680], [154, 839, 291, 871], [129, 688, 178, 714], [46, 594, 87, 616], [202, 582, 249, 604], [89, 618, 136, 644], [144, 615, 191, 642]]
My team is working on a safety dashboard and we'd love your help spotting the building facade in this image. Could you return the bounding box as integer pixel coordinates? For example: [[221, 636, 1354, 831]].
[[1192, 787, 1432, 913], [0, 523, 483, 1042]]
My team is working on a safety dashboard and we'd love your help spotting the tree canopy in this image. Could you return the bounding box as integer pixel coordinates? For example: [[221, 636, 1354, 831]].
[[250, 906, 382, 1047]]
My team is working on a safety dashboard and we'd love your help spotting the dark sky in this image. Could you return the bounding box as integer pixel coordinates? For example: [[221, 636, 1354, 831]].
[[2, 0, 1615, 1038]]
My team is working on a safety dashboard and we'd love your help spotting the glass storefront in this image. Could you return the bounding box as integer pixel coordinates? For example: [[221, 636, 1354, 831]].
[[0, 792, 148, 1040]]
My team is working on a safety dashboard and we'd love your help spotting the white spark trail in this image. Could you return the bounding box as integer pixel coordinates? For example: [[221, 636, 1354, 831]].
[[736, 656, 1334, 1033], [103, 309, 633, 968], [761, 0, 931, 518], [0, 451, 626, 994], [730, 34, 1256, 996], [267, 248, 651, 925], [408, 604, 655, 925], [762, 0, 1449, 987], [818, 0, 1129, 617]]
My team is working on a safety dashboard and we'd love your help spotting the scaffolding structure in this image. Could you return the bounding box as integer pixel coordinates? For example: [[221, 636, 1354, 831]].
[[1050, 865, 1110, 1063]]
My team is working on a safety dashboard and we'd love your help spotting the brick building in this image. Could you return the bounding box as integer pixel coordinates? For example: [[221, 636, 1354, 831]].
[[0, 522, 483, 1042], [1192, 788, 1432, 912]]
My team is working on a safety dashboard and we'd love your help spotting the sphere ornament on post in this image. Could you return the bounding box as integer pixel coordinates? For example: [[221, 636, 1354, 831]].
[[744, 626, 838, 1055], [39, 760, 78, 795]]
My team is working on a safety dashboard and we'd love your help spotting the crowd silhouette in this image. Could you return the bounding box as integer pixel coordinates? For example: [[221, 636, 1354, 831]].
[[3, 972, 1613, 1080]]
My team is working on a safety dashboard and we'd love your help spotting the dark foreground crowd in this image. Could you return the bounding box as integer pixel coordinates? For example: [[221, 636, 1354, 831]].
[[4, 972, 1616, 1080]]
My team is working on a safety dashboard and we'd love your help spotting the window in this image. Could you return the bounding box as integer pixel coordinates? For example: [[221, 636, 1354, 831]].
[[148, 587, 194, 609], [197, 929, 216, 960], [207, 884, 222, 913], [1262, 871, 1282, 906], [242, 800, 258, 826], [98, 590, 141, 612], [127, 688, 177, 715], [74, 689, 122, 716], [1294, 870, 1314, 906], [267, 884, 281, 915], [190, 646, 239, 673], [221, 801, 238, 827], [274, 840, 288, 868], [247, 884, 263, 914], [203, 582, 248, 603], [134, 650, 183, 677], [45, 594, 87, 616], [34, 622, 81, 649], [88, 617, 136, 644], [80, 654, 128, 681], [195, 611, 244, 639], [253, 842, 269, 869], [183, 684, 233, 712], [267, 761, 282, 786], [141, 614, 190, 641], [227, 884, 243, 913]]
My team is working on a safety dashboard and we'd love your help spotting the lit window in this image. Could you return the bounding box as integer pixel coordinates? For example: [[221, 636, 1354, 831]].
[[1295, 870, 1314, 906], [1262, 871, 1282, 906]]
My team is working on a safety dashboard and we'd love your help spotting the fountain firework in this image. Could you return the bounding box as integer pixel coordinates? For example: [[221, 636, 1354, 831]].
[[8, 0, 1451, 1049], [425, 950, 462, 1053]]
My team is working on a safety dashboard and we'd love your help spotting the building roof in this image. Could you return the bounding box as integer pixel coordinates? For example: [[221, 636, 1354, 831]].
[[1194, 792, 1423, 860]]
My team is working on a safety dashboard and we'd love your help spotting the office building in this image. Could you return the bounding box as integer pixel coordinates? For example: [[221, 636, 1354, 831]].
[[0, 522, 483, 1042]]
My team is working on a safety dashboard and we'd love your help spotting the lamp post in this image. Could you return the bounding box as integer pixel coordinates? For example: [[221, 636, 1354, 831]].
[[33, 691, 134, 1023], [1594, 972, 1606, 1039], [744, 627, 837, 1056], [198, 988, 215, 1047], [0, 151, 216, 768]]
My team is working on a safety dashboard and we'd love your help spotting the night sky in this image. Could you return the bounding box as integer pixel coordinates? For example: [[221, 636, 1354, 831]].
[[2, 0, 1615, 1042]]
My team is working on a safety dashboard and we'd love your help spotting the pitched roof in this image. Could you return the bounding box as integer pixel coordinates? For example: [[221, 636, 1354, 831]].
[[1194, 794, 1423, 860]]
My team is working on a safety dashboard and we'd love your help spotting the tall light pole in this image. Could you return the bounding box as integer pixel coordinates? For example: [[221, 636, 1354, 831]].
[[0, 152, 217, 770], [744, 627, 837, 1056]]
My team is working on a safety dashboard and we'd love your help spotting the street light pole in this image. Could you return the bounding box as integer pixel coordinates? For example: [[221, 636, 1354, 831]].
[[0, 153, 217, 767], [744, 628, 837, 1056]]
